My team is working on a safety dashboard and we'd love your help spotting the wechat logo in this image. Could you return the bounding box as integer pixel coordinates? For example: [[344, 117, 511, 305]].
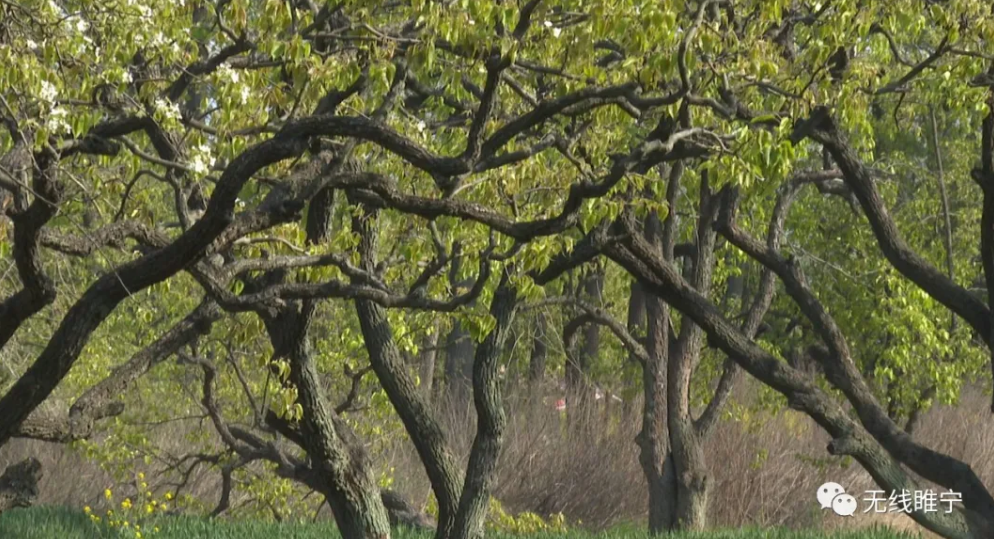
[[817, 482, 857, 517]]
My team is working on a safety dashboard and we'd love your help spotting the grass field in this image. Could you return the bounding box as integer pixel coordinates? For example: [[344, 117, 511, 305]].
[[0, 506, 923, 539]]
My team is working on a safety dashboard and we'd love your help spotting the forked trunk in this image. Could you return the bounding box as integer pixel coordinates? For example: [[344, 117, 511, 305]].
[[264, 306, 392, 539]]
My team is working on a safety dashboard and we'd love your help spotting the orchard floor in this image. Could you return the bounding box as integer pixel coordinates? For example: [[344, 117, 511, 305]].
[[0, 506, 925, 539]]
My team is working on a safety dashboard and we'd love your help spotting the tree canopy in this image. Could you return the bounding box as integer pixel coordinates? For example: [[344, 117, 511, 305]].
[[2, 1, 994, 538]]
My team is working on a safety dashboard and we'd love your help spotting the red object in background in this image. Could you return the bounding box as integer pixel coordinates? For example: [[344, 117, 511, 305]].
[[554, 398, 566, 411]]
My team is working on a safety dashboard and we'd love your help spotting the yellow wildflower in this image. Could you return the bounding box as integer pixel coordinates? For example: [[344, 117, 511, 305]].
[[83, 506, 91, 514], [137, 472, 145, 481], [159, 503, 168, 511], [104, 489, 113, 500], [164, 492, 173, 501], [121, 498, 132, 510]]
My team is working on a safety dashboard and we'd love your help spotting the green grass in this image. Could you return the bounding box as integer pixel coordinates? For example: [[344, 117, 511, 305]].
[[0, 506, 922, 539]]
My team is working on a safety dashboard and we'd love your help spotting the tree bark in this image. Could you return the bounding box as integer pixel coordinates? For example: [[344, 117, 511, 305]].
[[418, 320, 440, 398], [450, 271, 518, 539], [528, 311, 548, 383], [0, 147, 59, 350], [443, 242, 475, 409], [255, 181, 391, 539], [639, 162, 681, 533], [606, 207, 994, 539], [443, 320, 474, 408], [0, 458, 41, 514], [356, 299, 463, 539], [665, 173, 718, 531], [350, 203, 462, 539], [263, 303, 392, 539], [623, 281, 646, 420]]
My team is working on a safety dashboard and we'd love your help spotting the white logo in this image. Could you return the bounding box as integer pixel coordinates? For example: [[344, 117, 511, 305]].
[[831, 493, 858, 516], [819, 483, 964, 516], [817, 482, 857, 516], [817, 482, 847, 511]]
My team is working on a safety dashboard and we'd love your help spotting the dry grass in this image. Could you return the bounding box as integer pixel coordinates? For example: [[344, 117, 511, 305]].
[[2, 380, 992, 536]]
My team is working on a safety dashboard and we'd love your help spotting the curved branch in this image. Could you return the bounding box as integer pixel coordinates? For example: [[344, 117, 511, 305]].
[[0, 157, 61, 350], [793, 107, 991, 345], [13, 299, 221, 443], [39, 221, 168, 256], [0, 129, 309, 447], [705, 189, 994, 531], [604, 218, 994, 538], [539, 296, 649, 365]]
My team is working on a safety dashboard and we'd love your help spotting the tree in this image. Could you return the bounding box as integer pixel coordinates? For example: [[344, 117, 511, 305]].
[[3, 1, 994, 538]]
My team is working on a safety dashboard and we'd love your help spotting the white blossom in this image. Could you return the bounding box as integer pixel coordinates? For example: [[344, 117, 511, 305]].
[[552, 27, 562, 38], [26, 39, 38, 50], [45, 106, 70, 133], [153, 98, 181, 124], [238, 85, 251, 105], [39, 80, 58, 103], [72, 16, 89, 33], [150, 32, 167, 48], [543, 20, 553, 27], [188, 143, 213, 176], [216, 64, 240, 84]]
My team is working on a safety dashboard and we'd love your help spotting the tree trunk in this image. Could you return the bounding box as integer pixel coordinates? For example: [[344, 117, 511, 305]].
[[347, 201, 518, 539], [419, 320, 440, 398], [566, 268, 603, 395], [350, 203, 462, 539], [640, 161, 682, 533], [641, 290, 677, 532], [640, 240, 676, 529], [444, 321, 474, 407], [450, 272, 518, 539], [624, 280, 646, 421], [528, 311, 548, 383], [0, 458, 41, 514], [667, 368, 710, 532], [356, 299, 464, 539], [443, 242, 475, 409], [264, 305, 391, 539], [666, 173, 719, 531], [247, 180, 391, 539], [381, 489, 437, 531]]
